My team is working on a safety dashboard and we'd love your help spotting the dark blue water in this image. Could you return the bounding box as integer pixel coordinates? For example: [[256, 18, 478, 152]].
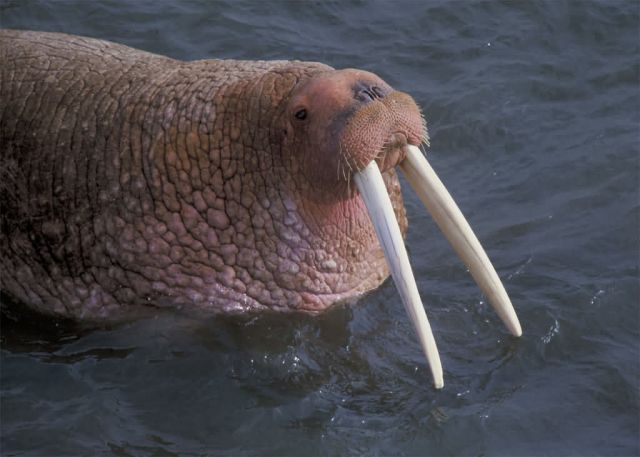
[[1, 1, 638, 455]]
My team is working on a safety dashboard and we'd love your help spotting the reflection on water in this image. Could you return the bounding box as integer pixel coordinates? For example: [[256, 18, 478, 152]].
[[1, 0, 639, 455]]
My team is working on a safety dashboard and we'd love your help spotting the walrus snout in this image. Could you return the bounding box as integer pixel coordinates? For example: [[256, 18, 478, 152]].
[[339, 89, 426, 174]]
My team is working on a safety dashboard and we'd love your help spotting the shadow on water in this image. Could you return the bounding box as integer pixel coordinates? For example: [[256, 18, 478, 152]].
[[1, 293, 86, 354], [0, 290, 355, 365]]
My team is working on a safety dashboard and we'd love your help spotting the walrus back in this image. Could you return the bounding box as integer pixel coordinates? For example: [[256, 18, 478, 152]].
[[0, 30, 176, 233], [0, 30, 313, 233]]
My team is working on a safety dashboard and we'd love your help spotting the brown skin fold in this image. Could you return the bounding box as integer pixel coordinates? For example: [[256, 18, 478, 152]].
[[0, 30, 426, 320]]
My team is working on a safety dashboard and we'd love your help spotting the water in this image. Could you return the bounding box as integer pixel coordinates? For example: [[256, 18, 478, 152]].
[[1, 1, 638, 455]]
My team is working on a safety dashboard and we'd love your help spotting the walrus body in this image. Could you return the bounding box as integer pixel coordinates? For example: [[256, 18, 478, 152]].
[[0, 30, 419, 319], [1, 30, 524, 388]]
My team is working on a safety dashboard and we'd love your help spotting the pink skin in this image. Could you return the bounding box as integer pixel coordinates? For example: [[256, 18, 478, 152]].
[[0, 30, 427, 320]]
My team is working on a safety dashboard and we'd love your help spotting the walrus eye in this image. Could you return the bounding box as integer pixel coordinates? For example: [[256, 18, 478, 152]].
[[294, 108, 307, 121]]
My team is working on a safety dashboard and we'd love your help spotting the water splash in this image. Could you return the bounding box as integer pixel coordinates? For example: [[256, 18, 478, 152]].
[[542, 318, 560, 344], [507, 256, 533, 280], [589, 289, 606, 307]]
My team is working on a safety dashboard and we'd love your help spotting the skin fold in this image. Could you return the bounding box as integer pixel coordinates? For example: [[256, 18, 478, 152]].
[[0, 30, 427, 320]]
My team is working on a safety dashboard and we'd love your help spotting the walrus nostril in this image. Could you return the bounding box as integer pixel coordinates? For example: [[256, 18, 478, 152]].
[[354, 82, 386, 102], [356, 88, 374, 102], [371, 86, 385, 98]]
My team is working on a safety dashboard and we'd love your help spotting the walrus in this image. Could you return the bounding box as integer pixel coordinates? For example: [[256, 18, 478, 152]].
[[0, 30, 521, 388]]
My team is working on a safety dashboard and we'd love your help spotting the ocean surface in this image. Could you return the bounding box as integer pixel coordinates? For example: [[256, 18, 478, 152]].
[[1, 1, 638, 455]]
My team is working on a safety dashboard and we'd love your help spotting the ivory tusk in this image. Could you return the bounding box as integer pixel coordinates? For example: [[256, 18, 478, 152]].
[[354, 161, 444, 389], [400, 145, 522, 337]]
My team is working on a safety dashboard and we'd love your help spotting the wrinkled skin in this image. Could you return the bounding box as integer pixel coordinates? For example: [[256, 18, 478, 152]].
[[0, 30, 426, 320]]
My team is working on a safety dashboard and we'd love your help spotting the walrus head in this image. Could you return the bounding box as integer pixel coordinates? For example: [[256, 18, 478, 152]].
[[256, 66, 522, 388], [283, 69, 425, 194]]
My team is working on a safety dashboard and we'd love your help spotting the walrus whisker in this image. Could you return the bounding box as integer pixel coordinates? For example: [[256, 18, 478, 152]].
[[337, 141, 345, 182], [420, 114, 430, 147], [376, 141, 388, 161], [343, 163, 351, 192]]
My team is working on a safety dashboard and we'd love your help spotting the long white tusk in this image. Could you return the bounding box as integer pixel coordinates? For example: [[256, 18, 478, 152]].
[[354, 161, 444, 389], [400, 145, 522, 337]]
